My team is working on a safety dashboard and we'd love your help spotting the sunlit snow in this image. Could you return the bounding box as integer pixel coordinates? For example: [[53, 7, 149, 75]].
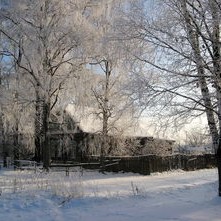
[[0, 168, 220, 221]]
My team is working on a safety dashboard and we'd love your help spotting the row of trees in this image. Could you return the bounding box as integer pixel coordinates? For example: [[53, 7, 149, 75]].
[[120, 0, 221, 195], [1, 0, 221, 195], [0, 0, 138, 169]]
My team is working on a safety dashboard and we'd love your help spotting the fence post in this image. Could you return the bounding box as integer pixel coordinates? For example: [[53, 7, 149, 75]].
[[66, 167, 69, 176]]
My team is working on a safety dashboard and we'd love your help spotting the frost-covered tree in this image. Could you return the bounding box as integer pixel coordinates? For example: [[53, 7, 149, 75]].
[[85, 0, 138, 169], [0, 0, 95, 169], [123, 0, 221, 196], [0, 0, 132, 169], [0, 0, 141, 171]]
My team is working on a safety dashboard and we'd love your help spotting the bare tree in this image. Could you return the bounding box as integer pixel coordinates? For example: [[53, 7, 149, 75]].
[[86, 0, 138, 170], [122, 0, 221, 195], [184, 127, 211, 147], [90, 59, 114, 170]]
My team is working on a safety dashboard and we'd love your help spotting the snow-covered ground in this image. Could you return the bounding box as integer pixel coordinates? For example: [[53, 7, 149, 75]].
[[0, 168, 220, 221]]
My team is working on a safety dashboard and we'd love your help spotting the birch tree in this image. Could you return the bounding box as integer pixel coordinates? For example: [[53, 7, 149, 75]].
[[123, 0, 221, 195]]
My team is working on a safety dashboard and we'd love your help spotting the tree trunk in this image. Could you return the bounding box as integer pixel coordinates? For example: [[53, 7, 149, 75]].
[[0, 112, 7, 167], [34, 89, 43, 163], [181, 0, 221, 196], [42, 100, 50, 170], [99, 60, 111, 173], [217, 146, 221, 196], [13, 90, 19, 169], [210, 0, 221, 196], [100, 110, 108, 172], [180, 0, 219, 147], [13, 118, 19, 169]]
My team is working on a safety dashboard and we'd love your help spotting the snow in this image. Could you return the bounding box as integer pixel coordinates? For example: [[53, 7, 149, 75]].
[[0, 168, 221, 221]]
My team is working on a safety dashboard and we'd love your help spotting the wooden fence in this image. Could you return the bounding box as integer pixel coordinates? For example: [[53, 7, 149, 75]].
[[84, 154, 217, 175]]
